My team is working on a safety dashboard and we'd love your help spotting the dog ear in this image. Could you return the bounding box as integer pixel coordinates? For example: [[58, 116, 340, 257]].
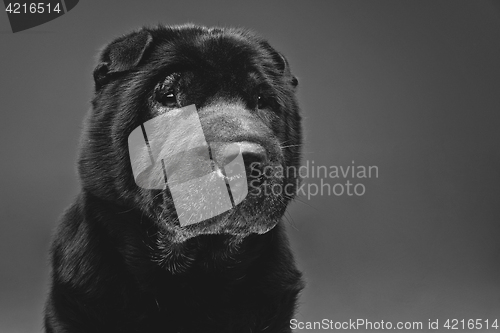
[[261, 42, 298, 88], [273, 51, 298, 88], [93, 30, 153, 90]]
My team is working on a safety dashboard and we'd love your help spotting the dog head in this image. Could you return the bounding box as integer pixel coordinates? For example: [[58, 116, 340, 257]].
[[79, 24, 302, 245]]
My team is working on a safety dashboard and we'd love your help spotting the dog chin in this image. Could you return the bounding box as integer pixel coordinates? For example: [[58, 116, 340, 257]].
[[154, 198, 283, 243]]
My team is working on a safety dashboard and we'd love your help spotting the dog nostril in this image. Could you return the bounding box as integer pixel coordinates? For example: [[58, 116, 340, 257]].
[[238, 143, 267, 181], [240, 143, 267, 167], [242, 150, 266, 168]]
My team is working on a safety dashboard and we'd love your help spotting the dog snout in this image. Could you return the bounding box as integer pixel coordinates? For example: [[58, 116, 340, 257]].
[[238, 142, 267, 166], [212, 141, 266, 164], [210, 141, 267, 179]]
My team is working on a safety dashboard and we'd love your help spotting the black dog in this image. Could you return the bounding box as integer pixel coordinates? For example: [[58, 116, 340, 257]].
[[45, 24, 303, 333]]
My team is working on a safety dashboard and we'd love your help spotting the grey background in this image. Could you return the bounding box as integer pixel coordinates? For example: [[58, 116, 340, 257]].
[[1, 1, 500, 332]]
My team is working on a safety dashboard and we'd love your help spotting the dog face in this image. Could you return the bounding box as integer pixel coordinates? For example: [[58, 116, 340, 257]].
[[79, 24, 302, 244]]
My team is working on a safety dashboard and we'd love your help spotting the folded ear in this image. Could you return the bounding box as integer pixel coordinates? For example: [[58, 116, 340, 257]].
[[93, 30, 153, 90], [274, 51, 298, 88], [260, 41, 298, 88]]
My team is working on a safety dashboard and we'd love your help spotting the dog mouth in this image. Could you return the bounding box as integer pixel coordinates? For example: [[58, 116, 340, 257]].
[[164, 141, 272, 226], [152, 144, 282, 231]]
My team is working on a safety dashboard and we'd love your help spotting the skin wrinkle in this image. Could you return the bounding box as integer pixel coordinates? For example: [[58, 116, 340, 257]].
[[45, 24, 303, 333]]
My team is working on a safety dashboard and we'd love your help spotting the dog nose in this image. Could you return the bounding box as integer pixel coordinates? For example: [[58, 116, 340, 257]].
[[239, 142, 267, 168], [211, 142, 267, 171]]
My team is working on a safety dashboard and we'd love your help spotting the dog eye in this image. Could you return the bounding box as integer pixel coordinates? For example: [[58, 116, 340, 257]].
[[257, 95, 270, 109], [153, 74, 180, 108], [154, 89, 177, 107]]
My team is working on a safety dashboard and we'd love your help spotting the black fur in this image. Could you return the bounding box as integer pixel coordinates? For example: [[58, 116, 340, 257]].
[[45, 24, 303, 333]]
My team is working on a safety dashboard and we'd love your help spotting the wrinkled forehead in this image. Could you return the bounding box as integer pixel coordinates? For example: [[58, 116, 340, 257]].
[[147, 32, 273, 78]]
